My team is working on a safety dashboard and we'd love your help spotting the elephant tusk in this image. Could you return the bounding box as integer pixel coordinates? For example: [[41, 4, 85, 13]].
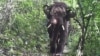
[[62, 25, 65, 30], [47, 24, 51, 28]]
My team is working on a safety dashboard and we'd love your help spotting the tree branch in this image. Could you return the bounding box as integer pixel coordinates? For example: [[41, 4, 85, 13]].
[[73, 18, 82, 29], [77, 0, 85, 30]]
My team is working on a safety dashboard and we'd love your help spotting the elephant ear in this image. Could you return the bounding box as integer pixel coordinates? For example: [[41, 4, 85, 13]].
[[43, 5, 49, 14], [65, 7, 76, 21], [43, 5, 51, 15], [43, 5, 53, 19]]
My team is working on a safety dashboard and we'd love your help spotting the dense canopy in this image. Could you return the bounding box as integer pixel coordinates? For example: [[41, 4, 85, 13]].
[[0, 0, 100, 56]]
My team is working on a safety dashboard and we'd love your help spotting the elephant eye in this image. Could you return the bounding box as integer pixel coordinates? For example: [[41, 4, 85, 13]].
[[50, 10, 57, 16], [53, 12, 57, 15]]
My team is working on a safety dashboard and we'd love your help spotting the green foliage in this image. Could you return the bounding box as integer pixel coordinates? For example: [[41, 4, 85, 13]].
[[0, 0, 100, 56], [0, 0, 48, 55]]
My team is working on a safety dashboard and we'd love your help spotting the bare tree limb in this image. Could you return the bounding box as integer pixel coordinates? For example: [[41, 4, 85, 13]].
[[73, 18, 82, 29]]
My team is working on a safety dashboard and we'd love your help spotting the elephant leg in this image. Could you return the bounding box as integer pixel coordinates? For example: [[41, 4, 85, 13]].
[[56, 30, 67, 54], [50, 29, 58, 54]]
